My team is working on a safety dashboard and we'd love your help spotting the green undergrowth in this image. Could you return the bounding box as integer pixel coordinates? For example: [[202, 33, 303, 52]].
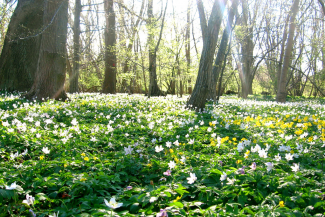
[[0, 93, 324, 216]]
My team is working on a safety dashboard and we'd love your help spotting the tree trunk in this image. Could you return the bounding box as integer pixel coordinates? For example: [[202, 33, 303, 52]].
[[186, 0, 192, 94], [70, 0, 81, 93], [24, 0, 68, 101], [0, 0, 44, 92], [147, 0, 168, 97], [239, 0, 255, 99], [102, 0, 117, 94], [187, 0, 225, 111], [196, 0, 207, 45], [276, 0, 300, 102], [208, 0, 238, 100]]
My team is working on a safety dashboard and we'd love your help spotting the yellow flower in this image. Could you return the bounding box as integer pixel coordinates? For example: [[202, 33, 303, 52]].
[[170, 149, 174, 154], [40, 156, 44, 160], [80, 178, 87, 182], [232, 138, 237, 141], [279, 201, 285, 207], [236, 160, 242, 164], [174, 158, 179, 163], [64, 164, 67, 168], [81, 153, 86, 156], [93, 157, 98, 160], [173, 196, 181, 202], [84, 157, 89, 161], [147, 163, 152, 167]]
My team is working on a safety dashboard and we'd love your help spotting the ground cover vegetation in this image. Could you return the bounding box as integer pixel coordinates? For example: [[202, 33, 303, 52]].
[[0, 93, 324, 216]]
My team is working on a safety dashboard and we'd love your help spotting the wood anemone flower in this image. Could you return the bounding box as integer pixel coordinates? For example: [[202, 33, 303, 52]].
[[104, 197, 123, 209]]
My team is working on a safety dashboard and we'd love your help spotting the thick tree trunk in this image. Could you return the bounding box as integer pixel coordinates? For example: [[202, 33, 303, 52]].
[[208, 0, 238, 100], [0, 0, 44, 92], [70, 0, 81, 93], [276, 0, 300, 102], [24, 0, 68, 101], [102, 0, 117, 94], [187, 0, 225, 111]]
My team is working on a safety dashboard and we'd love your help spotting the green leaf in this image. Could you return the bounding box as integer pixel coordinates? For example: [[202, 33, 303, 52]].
[[168, 201, 184, 208], [130, 203, 140, 214]]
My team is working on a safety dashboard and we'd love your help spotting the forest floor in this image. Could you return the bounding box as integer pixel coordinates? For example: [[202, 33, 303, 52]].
[[0, 93, 324, 216]]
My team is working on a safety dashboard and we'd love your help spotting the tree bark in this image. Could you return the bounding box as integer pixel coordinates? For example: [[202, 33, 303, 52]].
[[187, 0, 225, 111], [276, 0, 300, 102], [0, 0, 44, 92], [102, 0, 117, 94], [24, 0, 68, 101], [196, 0, 207, 45], [207, 0, 238, 100], [147, 0, 168, 97], [70, 0, 81, 93], [239, 0, 255, 99]]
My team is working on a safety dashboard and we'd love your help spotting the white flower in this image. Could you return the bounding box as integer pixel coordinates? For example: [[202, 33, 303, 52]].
[[166, 141, 172, 148], [49, 211, 60, 217], [187, 173, 197, 184], [22, 194, 35, 206], [90, 136, 97, 142], [180, 156, 186, 164], [173, 140, 179, 146], [303, 148, 309, 153], [104, 197, 123, 209], [226, 177, 236, 185], [258, 149, 268, 158], [168, 161, 176, 169], [237, 143, 244, 152], [10, 151, 19, 159], [124, 145, 133, 155], [188, 139, 194, 144], [21, 149, 28, 156], [291, 163, 299, 172], [5, 182, 17, 190], [285, 153, 293, 161], [278, 145, 286, 152], [220, 172, 227, 181], [274, 153, 281, 161], [42, 147, 50, 154], [155, 145, 164, 153], [265, 162, 274, 172], [149, 197, 158, 203], [71, 118, 78, 126]]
